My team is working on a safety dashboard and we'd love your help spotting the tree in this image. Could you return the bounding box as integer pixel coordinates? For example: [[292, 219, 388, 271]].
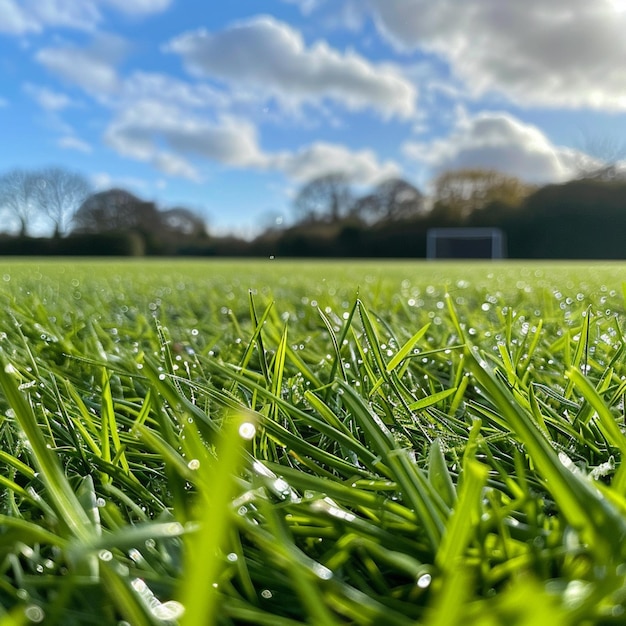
[[432, 168, 535, 222], [161, 207, 207, 237], [352, 178, 424, 223], [293, 174, 353, 223], [72, 188, 160, 234], [574, 134, 626, 181], [35, 167, 92, 237], [0, 169, 39, 236]]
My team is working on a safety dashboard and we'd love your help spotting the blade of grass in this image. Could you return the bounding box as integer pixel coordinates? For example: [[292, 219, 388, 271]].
[[435, 458, 488, 572], [386, 323, 431, 373], [337, 380, 446, 549], [0, 357, 94, 543], [465, 346, 626, 562], [179, 410, 253, 626]]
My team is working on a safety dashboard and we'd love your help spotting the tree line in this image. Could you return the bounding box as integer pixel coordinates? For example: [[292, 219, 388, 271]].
[[246, 167, 626, 259], [0, 167, 208, 256], [2, 164, 626, 258]]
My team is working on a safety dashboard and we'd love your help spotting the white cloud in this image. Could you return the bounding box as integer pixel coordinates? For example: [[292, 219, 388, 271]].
[[101, 0, 170, 15], [0, 0, 171, 35], [0, 0, 98, 34], [0, 0, 40, 34], [58, 136, 92, 153], [105, 101, 264, 167], [281, 0, 326, 15], [165, 15, 416, 118], [403, 111, 592, 183], [122, 72, 230, 109], [104, 98, 399, 185], [270, 142, 400, 184], [35, 34, 128, 96], [91, 171, 151, 192], [104, 100, 265, 179], [364, 0, 626, 110], [24, 83, 73, 111]]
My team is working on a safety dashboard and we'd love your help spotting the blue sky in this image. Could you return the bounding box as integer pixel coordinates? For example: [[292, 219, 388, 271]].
[[2, 1, 626, 236]]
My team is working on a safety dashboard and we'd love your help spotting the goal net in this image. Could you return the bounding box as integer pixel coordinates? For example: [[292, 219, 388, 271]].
[[426, 227, 506, 259]]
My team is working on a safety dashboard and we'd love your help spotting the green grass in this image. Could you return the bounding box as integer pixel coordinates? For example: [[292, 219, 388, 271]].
[[0, 258, 626, 624]]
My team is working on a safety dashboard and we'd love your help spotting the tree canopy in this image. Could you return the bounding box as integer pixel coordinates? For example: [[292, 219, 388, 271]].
[[431, 168, 535, 221], [293, 174, 353, 223]]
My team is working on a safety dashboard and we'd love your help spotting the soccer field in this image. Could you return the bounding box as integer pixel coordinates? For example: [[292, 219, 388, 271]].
[[0, 258, 625, 624]]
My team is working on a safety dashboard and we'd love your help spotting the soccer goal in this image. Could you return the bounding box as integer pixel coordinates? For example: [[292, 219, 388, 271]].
[[426, 227, 506, 260]]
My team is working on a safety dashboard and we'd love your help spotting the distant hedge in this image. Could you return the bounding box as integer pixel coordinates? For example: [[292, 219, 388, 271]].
[[0, 233, 146, 256]]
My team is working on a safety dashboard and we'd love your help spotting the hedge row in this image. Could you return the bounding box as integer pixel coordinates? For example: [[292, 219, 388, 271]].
[[0, 233, 146, 256]]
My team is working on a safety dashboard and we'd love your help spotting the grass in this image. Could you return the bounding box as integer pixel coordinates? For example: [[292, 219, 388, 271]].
[[0, 258, 626, 624]]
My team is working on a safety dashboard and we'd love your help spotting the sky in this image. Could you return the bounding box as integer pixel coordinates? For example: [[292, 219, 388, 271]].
[[2, 0, 626, 236]]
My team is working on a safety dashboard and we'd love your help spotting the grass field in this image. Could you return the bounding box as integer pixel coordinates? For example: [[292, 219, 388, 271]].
[[1, 258, 626, 625]]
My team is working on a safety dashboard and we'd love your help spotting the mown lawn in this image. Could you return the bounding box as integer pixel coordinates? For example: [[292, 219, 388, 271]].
[[0, 258, 626, 625]]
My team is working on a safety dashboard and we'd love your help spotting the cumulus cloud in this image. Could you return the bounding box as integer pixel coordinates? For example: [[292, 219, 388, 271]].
[[104, 98, 399, 184], [165, 15, 416, 118], [0, 0, 171, 34], [58, 136, 92, 153], [24, 84, 74, 111], [403, 111, 591, 183], [280, 0, 326, 14], [91, 171, 148, 191], [35, 34, 129, 96], [270, 142, 399, 184], [101, 0, 170, 15], [355, 0, 626, 111], [104, 100, 265, 179], [122, 72, 230, 109]]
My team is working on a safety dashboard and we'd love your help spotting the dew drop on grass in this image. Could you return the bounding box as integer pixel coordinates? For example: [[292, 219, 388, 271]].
[[272, 478, 290, 494], [187, 459, 200, 470], [239, 421, 256, 440], [24, 605, 45, 623], [165, 522, 184, 536], [152, 601, 185, 620], [129, 549, 142, 562], [98, 550, 113, 562], [312, 563, 333, 580], [416, 573, 432, 588], [226, 552, 238, 563], [261, 589, 273, 599]]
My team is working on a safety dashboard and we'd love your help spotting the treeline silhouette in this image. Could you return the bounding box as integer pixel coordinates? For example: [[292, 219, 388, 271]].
[[248, 171, 626, 259], [1, 166, 626, 258], [0, 169, 210, 256]]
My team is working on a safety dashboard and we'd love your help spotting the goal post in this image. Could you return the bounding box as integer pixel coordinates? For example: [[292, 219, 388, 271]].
[[426, 227, 506, 260]]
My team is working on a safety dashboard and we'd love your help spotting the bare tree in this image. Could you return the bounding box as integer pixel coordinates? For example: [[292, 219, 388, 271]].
[[161, 207, 207, 237], [0, 169, 39, 236], [574, 134, 626, 181], [72, 188, 160, 234], [352, 178, 424, 223], [432, 169, 535, 221], [293, 173, 353, 223], [35, 167, 92, 237]]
